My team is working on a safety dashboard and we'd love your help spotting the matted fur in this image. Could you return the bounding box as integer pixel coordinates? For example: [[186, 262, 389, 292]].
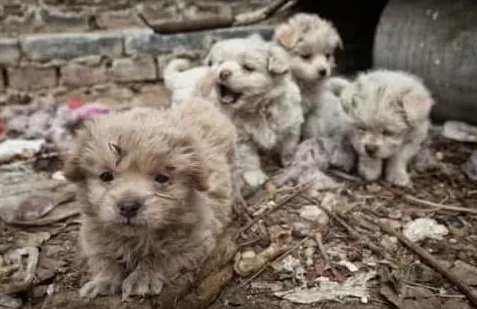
[[274, 13, 345, 139], [340, 69, 435, 186], [63, 95, 236, 298], [208, 34, 304, 191]]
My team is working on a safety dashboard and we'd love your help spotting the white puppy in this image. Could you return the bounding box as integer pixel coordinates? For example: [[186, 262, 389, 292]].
[[274, 13, 345, 139], [207, 35, 304, 191], [340, 69, 435, 187], [163, 38, 238, 106]]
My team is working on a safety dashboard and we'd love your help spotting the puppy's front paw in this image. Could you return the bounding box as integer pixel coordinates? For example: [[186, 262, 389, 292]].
[[121, 268, 164, 299], [242, 170, 269, 190], [80, 277, 120, 298], [358, 164, 380, 181], [386, 169, 412, 187]]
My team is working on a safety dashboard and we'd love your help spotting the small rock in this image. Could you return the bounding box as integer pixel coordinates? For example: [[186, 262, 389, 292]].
[[299, 205, 329, 228], [224, 287, 248, 306], [365, 183, 381, 193], [402, 218, 449, 242], [0, 295, 22, 309], [291, 221, 312, 238], [388, 209, 402, 220]]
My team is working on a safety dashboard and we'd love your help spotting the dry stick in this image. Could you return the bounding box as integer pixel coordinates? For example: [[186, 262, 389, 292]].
[[377, 220, 477, 308], [302, 196, 384, 256], [314, 232, 340, 279], [403, 193, 477, 215], [238, 232, 312, 289], [234, 182, 311, 240]]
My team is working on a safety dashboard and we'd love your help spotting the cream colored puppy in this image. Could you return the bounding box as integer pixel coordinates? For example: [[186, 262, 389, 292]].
[[63, 92, 236, 299], [340, 69, 435, 187], [209, 35, 304, 191], [274, 13, 345, 139], [163, 36, 253, 106]]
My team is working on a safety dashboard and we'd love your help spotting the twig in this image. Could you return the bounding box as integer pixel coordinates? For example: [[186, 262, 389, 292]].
[[377, 219, 477, 308], [329, 169, 362, 182], [234, 182, 311, 240], [314, 232, 340, 279], [238, 233, 310, 288], [302, 195, 384, 256], [403, 194, 477, 215]]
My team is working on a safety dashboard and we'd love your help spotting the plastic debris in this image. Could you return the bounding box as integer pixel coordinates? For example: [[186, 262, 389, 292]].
[[402, 218, 449, 242], [0, 139, 45, 163], [274, 270, 377, 304]]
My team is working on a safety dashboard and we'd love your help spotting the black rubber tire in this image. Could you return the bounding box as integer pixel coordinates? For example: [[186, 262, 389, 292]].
[[373, 0, 477, 125]]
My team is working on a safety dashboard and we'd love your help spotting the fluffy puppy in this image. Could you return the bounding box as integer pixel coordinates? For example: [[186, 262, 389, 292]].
[[340, 69, 435, 187], [274, 13, 344, 139], [163, 35, 254, 106], [209, 35, 304, 191], [63, 94, 236, 299]]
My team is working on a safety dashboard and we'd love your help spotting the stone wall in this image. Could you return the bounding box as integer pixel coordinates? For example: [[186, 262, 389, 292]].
[[0, 0, 273, 35], [0, 25, 274, 92]]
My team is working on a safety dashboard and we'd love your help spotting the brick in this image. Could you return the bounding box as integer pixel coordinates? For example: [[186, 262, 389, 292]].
[[107, 55, 157, 82], [8, 66, 57, 90], [123, 25, 274, 55], [21, 31, 123, 61], [0, 38, 20, 65], [60, 62, 109, 87]]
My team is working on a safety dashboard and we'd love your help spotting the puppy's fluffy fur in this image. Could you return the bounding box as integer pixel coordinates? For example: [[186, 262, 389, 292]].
[[340, 69, 435, 186], [274, 13, 345, 139], [163, 36, 249, 106], [63, 94, 236, 298], [208, 35, 304, 191]]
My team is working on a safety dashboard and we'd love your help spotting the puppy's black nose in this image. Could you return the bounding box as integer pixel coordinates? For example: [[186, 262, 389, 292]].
[[117, 199, 142, 218], [365, 144, 379, 156], [219, 69, 232, 80], [318, 68, 327, 77]]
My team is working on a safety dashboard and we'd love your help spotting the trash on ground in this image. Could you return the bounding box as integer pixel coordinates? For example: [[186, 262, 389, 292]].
[[402, 218, 449, 242], [0, 139, 45, 163], [274, 270, 377, 304]]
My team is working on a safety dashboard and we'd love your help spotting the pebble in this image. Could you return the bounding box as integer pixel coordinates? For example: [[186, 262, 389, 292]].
[[291, 221, 312, 238], [224, 287, 248, 307], [299, 205, 329, 228]]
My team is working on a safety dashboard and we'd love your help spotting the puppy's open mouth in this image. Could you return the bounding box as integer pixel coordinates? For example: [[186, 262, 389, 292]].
[[218, 84, 242, 105]]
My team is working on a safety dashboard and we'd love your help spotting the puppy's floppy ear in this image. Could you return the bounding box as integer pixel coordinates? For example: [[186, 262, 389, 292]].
[[274, 23, 298, 49], [172, 136, 210, 192], [399, 91, 435, 126], [63, 120, 94, 183], [267, 45, 290, 76]]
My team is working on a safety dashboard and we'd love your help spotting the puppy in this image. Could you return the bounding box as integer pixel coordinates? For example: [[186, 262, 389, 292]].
[[208, 35, 304, 191], [163, 35, 253, 106], [274, 13, 344, 139], [340, 69, 435, 187], [63, 91, 236, 299]]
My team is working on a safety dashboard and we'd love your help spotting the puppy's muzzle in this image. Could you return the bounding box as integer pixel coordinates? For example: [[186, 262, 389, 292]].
[[219, 69, 232, 81], [117, 198, 143, 219], [365, 144, 379, 157]]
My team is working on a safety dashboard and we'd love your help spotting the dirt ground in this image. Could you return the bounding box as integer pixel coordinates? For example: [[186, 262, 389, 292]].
[[1, 83, 477, 309]]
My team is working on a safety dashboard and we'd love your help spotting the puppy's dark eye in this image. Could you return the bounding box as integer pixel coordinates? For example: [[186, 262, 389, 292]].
[[301, 53, 312, 60], [383, 130, 395, 137], [243, 64, 255, 72], [207, 60, 213, 66], [100, 171, 114, 182], [154, 173, 170, 184], [325, 53, 332, 60]]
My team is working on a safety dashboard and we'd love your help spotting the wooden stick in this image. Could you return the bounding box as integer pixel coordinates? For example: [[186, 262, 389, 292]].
[[377, 220, 477, 308], [403, 194, 477, 215], [234, 182, 311, 240]]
